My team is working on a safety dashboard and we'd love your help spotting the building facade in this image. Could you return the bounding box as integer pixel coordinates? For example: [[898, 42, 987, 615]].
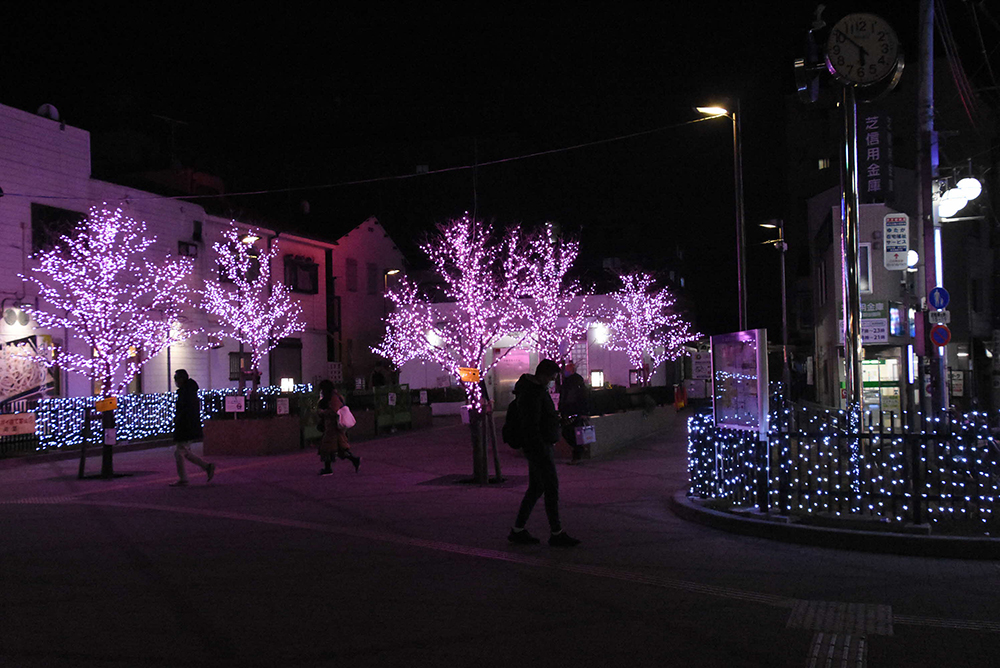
[[0, 103, 405, 403]]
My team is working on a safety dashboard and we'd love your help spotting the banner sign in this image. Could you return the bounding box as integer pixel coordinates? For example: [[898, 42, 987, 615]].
[[0, 412, 36, 436]]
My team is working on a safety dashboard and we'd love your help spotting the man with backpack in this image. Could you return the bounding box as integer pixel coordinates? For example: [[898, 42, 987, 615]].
[[505, 359, 581, 547]]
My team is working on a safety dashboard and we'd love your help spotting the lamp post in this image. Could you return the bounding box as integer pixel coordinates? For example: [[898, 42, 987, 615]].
[[698, 102, 747, 332], [761, 219, 790, 397], [383, 268, 400, 318]]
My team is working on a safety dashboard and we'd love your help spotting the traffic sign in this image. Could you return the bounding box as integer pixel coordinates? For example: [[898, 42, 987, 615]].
[[930, 324, 951, 347], [928, 286, 950, 310]]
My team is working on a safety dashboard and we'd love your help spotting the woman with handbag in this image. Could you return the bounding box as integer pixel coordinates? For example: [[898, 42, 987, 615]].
[[317, 380, 361, 475]]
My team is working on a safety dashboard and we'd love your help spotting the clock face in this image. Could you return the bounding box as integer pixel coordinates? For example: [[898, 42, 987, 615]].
[[826, 13, 900, 86]]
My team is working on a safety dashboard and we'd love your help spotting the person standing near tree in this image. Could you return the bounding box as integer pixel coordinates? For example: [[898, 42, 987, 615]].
[[508, 359, 580, 547], [170, 369, 216, 487]]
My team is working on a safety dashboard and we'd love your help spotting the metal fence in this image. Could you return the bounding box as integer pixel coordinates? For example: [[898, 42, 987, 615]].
[[688, 403, 1000, 534], [0, 385, 312, 458]]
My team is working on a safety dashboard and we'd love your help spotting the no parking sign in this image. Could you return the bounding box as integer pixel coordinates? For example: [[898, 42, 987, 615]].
[[930, 324, 951, 347]]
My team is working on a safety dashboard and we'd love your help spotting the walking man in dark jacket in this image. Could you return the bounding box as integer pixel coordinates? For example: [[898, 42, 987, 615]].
[[170, 369, 216, 487], [508, 359, 580, 547]]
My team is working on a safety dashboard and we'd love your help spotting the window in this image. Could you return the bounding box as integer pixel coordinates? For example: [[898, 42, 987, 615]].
[[818, 158, 831, 170], [192, 220, 203, 242], [346, 258, 358, 292], [284, 255, 318, 294], [367, 262, 378, 294], [229, 352, 253, 381], [31, 203, 85, 253], [859, 243, 872, 293], [178, 241, 198, 258]]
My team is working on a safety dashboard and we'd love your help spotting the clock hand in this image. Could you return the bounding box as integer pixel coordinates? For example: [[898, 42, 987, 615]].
[[834, 28, 866, 58]]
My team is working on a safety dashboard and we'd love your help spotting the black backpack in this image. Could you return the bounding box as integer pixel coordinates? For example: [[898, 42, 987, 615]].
[[501, 397, 524, 449]]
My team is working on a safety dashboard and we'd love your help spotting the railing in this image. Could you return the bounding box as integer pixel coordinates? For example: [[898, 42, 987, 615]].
[[0, 385, 312, 457], [688, 403, 1000, 535]]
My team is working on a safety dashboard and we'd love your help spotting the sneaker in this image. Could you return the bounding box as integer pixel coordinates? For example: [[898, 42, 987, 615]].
[[548, 532, 581, 547], [319, 469, 333, 476], [169, 480, 189, 487], [507, 529, 540, 545], [206, 463, 216, 483]]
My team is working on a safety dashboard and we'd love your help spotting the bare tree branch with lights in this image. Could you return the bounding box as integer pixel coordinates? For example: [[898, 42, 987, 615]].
[[202, 223, 306, 388], [22, 206, 195, 397], [605, 272, 700, 386]]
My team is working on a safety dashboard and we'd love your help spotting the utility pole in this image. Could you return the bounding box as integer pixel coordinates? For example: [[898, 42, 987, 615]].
[[918, 0, 944, 413]]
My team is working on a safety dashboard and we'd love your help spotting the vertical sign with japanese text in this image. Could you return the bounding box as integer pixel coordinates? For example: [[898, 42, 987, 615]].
[[860, 112, 893, 204]]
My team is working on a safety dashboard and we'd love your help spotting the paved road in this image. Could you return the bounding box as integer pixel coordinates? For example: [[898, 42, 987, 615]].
[[2, 414, 998, 667]]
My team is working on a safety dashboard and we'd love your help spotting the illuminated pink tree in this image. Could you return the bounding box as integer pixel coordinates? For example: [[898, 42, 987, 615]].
[[202, 223, 306, 386], [22, 206, 195, 478], [605, 273, 700, 386], [22, 206, 195, 397], [374, 215, 530, 411], [373, 215, 532, 483], [520, 222, 590, 362]]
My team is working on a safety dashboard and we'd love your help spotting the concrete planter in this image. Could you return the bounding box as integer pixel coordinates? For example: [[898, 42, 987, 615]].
[[203, 415, 301, 456]]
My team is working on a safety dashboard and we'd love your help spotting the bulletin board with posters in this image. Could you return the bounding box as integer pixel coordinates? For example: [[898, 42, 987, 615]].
[[710, 329, 769, 437]]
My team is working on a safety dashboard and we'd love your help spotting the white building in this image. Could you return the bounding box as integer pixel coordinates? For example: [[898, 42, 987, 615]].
[[0, 102, 406, 403]]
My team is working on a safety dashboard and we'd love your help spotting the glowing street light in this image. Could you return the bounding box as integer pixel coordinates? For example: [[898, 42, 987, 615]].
[[699, 101, 747, 332]]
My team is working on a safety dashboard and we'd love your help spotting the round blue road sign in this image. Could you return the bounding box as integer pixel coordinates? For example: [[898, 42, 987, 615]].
[[929, 286, 950, 310], [930, 324, 951, 347]]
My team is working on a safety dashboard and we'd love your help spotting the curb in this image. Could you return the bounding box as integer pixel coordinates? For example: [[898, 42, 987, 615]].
[[668, 490, 1000, 560]]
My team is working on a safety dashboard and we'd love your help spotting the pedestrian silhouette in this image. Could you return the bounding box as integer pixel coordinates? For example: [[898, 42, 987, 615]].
[[170, 369, 216, 486], [317, 380, 361, 475]]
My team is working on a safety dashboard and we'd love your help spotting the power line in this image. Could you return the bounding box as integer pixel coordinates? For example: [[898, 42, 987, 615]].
[[4, 117, 717, 205]]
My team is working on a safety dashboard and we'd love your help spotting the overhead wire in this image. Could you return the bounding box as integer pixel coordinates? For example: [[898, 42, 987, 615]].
[[3, 117, 719, 205]]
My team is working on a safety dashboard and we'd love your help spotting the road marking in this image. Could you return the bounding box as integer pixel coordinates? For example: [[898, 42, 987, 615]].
[[788, 600, 892, 636], [5, 495, 1000, 636], [806, 633, 866, 668]]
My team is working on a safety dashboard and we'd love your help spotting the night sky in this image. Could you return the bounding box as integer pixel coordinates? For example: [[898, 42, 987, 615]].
[[6, 1, 928, 336]]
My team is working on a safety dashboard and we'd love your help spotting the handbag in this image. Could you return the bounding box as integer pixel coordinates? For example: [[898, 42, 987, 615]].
[[337, 405, 356, 430], [574, 423, 596, 445]]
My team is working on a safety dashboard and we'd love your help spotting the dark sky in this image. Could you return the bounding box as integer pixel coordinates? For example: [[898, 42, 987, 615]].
[[5, 1, 927, 336]]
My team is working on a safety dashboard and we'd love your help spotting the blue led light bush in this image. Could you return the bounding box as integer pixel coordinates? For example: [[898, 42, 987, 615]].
[[687, 388, 1000, 538]]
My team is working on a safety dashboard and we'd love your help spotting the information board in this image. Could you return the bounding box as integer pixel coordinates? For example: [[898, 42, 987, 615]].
[[711, 329, 769, 437]]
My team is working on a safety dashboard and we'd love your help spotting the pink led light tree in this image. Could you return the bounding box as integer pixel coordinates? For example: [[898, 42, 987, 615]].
[[202, 223, 306, 389], [605, 273, 700, 386], [374, 215, 532, 409], [520, 222, 591, 362], [22, 206, 195, 396], [373, 215, 533, 483], [22, 206, 196, 477]]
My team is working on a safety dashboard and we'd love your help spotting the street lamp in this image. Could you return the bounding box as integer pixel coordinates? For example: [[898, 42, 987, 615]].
[[760, 220, 790, 397], [698, 102, 747, 332], [383, 268, 400, 318]]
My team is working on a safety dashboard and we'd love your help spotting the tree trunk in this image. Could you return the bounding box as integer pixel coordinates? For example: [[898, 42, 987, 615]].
[[469, 410, 489, 485]]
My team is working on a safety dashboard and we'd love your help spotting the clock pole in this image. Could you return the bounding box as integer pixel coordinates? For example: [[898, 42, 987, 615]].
[[840, 85, 865, 435]]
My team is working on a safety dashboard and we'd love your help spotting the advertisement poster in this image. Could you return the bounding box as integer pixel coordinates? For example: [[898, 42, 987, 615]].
[[711, 329, 769, 436], [0, 335, 58, 409]]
